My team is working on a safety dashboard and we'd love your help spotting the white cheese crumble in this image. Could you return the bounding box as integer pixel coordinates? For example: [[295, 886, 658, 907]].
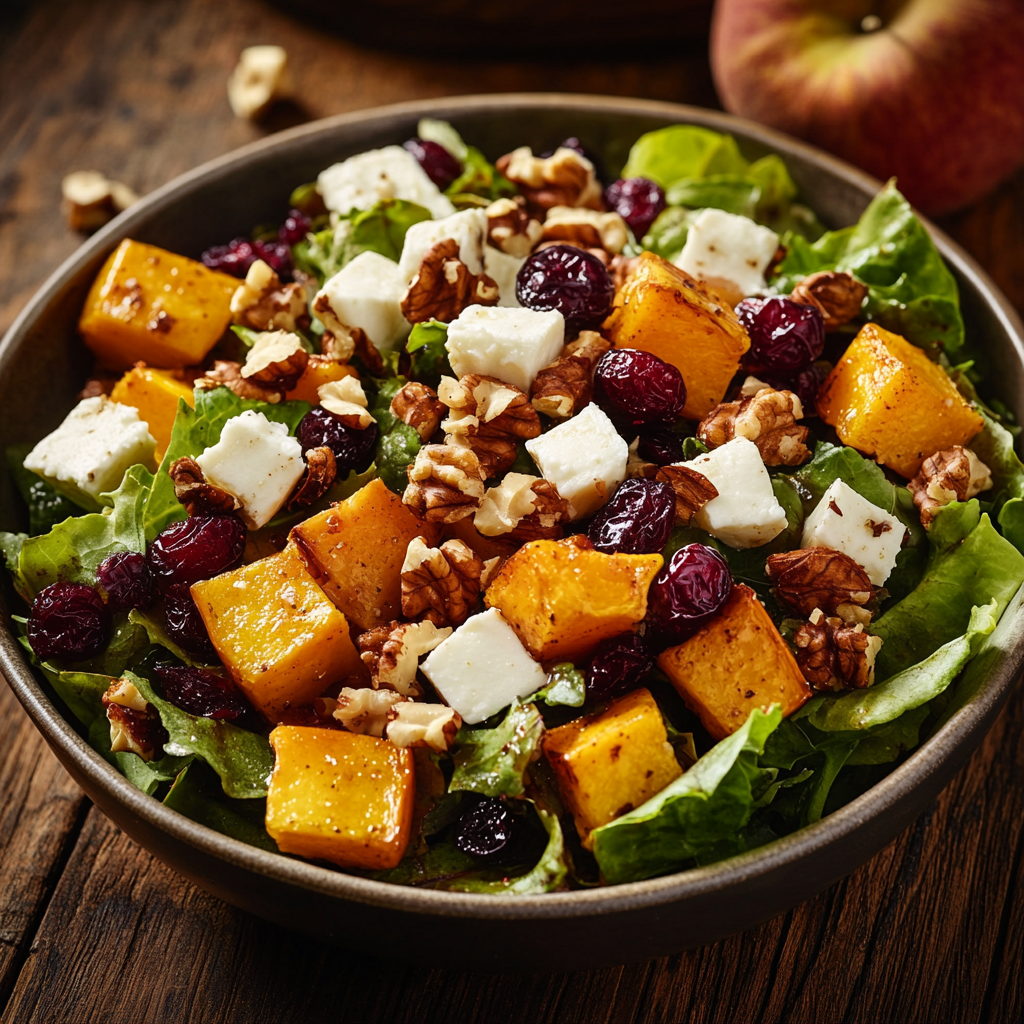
[[675, 208, 780, 296], [482, 246, 525, 306], [398, 208, 489, 282]]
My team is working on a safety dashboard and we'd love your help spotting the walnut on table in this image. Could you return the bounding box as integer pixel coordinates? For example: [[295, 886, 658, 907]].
[[793, 609, 883, 691], [698, 386, 811, 466], [402, 444, 486, 523], [530, 331, 610, 419], [400, 239, 500, 324], [401, 536, 499, 628], [908, 446, 993, 527]]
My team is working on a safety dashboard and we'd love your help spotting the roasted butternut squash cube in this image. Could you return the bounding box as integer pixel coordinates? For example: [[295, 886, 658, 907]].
[[484, 536, 662, 662], [110, 364, 195, 460], [290, 478, 439, 631], [286, 355, 358, 405], [658, 584, 811, 740], [79, 239, 238, 369], [817, 322, 983, 478], [603, 252, 750, 419], [266, 726, 414, 869], [542, 688, 681, 849], [191, 545, 362, 723]]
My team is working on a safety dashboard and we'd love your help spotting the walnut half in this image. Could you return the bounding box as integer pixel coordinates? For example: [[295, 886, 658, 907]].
[[169, 456, 239, 517], [908, 446, 993, 527], [198, 360, 285, 403], [655, 464, 719, 525], [356, 619, 452, 695], [530, 331, 610, 419], [495, 146, 602, 211], [766, 547, 875, 621], [403, 444, 486, 523], [390, 382, 445, 441], [474, 473, 573, 541], [401, 536, 499, 628], [286, 446, 337, 510], [698, 386, 811, 466], [400, 239, 500, 324], [102, 678, 166, 761], [332, 686, 405, 736], [385, 702, 462, 753], [793, 609, 883, 691], [230, 259, 308, 333], [240, 330, 309, 391], [486, 196, 543, 258], [790, 271, 868, 329]]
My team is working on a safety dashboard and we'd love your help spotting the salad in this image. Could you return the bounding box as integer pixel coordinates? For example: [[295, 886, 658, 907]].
[[3, 119, 1024, 895]]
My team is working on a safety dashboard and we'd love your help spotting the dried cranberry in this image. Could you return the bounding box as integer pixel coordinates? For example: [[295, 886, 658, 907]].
[[586, 632, 653, 701], [737, 296, 825, 374], [297, 407, 379, 475], [403, 138, 462, 190], [587, 479, 675, 555], [516, 244, 614, 333], [95, 551, 157, 612], [201, 237, 293, 279], [604, 178, 666, 240], [147, 515, 246, 587], [278, 208, 312, 246], [454, 797, 517, 860], [594, 349, 686, 428], [759, 363, 829, 417], [27, 582, 111, 662], [152, 665, 249, 720], [645, 544, 733, 647], [163, 583, 218, 663], [637, 425, 686, 465]]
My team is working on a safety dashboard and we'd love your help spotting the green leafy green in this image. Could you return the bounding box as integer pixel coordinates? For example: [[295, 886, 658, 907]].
[[6, 445, 83, 534], [642, 207, 699, 263], [450, 700, 545, 798], [592, 707, 782, 883], [446, 150, 516, 205], [529, 663, 586, 708], [623, 125, 749, 186], [406, 320, 452, 388], [418, 118, 469, 162], [377, 424, 420, 495]]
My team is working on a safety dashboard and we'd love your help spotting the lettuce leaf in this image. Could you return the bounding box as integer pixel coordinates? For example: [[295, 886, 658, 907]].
[[406, 320, 452, 388], [6, 444, 83, 534], [967, 410, 1024, 551], [450, 700, 545, 799], [368, 376, 421, 494], [528, 663, 586, 708], [591, 706, 782, 883]]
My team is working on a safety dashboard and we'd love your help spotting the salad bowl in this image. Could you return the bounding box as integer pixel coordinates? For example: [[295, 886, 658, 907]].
[[2, 94, 1024, 972]]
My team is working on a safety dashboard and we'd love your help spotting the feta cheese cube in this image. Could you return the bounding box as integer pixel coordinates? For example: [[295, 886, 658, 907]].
[[317, 146, 455, 220], [483, 246, 525, 307], [801, 479, 904, 585], [24, 396, 156, 509], [525, 403, 627, 519], [314, 251, 410, 353], [420, 607, 545, 724], [398, 208, 489, 282], [685, 437, 788, 549], [195, 410, 304, 529], [446, 305, 564, 393], [675, 208, 780, 297]]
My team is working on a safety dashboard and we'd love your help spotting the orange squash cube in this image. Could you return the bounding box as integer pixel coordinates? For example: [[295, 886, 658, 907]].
[[191, 545, 362, 722], [817, 322, 983, 478], [542, 688, 681, 848], [286, 355, 358, 405], [266, 726, 414, 869], [290, 478, 439, 631], [79, 239, 238, 369], [110, 364, 195, 460], [484, 536, 662, 662], [603, 252, 750, 419], [658, 584, 812, 740]]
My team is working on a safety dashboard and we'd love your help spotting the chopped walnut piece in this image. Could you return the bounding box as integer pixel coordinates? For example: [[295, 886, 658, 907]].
[[286, 447, 337, 510], [230, 259, 308, 333], [391, 382, 445, 441], [474, 474, 573, 541], [240, 329, 309, 391], [310, 294, 363, 363], [486, 196, 543, 258], [62, 170, 138, 232], [102, 678, 166, 761], [766, 547, 875, 619], [400, 239, 500, 324], [318, 376, 373, 428], [698, 386, 811, 466], [198, 360, 285, 403], [439, 373, 542, 477], [332, 686, 405, 736], [530, 331, 610, 419], [909, 446, 993, 527], [401, 536, 497, 627], [403, 444, 486, 523], [385, 702, 462, 752], [495, 146, 603, 211], [169, 456, 239, 516], [793, 609, 883, 691], [541, 207, 629, 254], [356, 619, 452, 695], [739, 375, 772, 398], [655, 464, 720, 525], [791, 271, 868, 329]]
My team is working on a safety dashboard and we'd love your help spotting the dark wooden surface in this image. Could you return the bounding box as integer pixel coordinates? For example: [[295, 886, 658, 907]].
[[1, 1, 1023, 1020]]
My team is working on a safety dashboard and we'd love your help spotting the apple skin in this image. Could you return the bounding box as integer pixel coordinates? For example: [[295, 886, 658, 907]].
[[711, 0, 1024, 215]]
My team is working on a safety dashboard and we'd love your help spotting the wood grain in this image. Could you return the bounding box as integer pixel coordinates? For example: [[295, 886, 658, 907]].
[[0, 0, 1023, 1020]]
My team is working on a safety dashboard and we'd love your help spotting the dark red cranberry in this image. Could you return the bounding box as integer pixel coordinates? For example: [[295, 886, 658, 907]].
[[737, 296, 825, 374], [201, 238, 293, 279], [637, 425, 686, 465], [454, 797, 517, 860], [152, 665, 250, 720], [96, 551, 157, 612], [587, 479, 675, 555], [604, 178, 666, 240], [645, 544, 733, 647], [403, 138, 462, 190], [163, 583, 219, 663], [297, 407, 379, 475], [759, 363, 829, 417], [147, 515, 246, 587], [594, 348, 686, 428], [516, 244, 614, 333], [278, 208, 312, 246], [586, 632, 653, 701], [27, 582, 111, 662]]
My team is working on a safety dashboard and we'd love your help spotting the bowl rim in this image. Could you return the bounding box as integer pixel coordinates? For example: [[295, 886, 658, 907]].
[[3, 92, 1024, 921]]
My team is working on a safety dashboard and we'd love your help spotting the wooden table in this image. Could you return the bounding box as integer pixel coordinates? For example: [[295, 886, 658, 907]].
[[1, 1, 1023, 1020]]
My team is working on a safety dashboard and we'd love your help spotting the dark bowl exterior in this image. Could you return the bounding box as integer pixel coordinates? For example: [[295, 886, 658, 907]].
[[2, 95, 1023, 971]]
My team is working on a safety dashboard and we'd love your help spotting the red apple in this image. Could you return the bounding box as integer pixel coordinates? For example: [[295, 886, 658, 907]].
[[711, 0, 1024, 215]]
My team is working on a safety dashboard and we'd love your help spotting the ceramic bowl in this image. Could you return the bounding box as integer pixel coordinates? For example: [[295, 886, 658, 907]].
[[2, 95, 1023, 972]]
